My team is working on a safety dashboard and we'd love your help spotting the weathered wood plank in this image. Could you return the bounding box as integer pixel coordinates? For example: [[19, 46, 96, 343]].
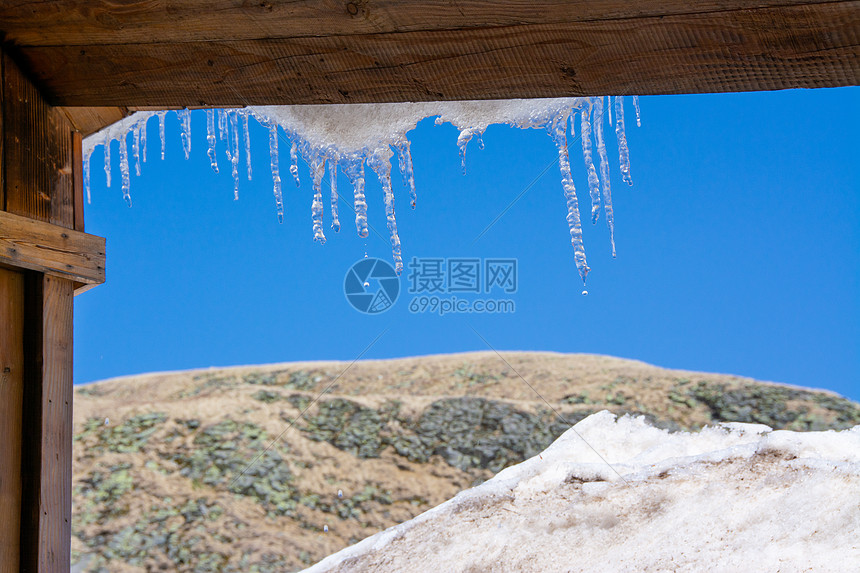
[[0, 50, 5, 212], [0, 0, 848, 45], [0, 268, 24, 573], [1, 39, 82, 573], [2, 52, 76, 226], [37, 275, 74, 572], [19, 274, 74, 573], [71, 131, 84, 232], [19, 272, 44, 573], [0, 210, 105, 286], [6, 1, 859, 106], [60, 106, 128, 137]]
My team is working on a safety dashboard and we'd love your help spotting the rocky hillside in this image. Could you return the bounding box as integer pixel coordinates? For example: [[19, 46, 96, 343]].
[[71, 352, 860, 572]]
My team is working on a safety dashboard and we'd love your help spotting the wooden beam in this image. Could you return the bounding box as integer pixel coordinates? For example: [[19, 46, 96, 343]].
[[59, 106, 128, 138], [19, 274, 74, 573], [0, 210, 105, 288], [0, 0, 850, 45], [0, 268, 24, 573], [2, 0, 858, 107], [71, 132, 84, 232], [2, 51, 75, 226]]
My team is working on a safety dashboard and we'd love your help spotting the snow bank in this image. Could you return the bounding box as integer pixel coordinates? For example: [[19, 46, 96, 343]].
[[303, 411, 860, 572]]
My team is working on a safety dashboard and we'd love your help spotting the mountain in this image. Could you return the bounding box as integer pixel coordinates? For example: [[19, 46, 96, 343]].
[[71, 352, 860, 572]]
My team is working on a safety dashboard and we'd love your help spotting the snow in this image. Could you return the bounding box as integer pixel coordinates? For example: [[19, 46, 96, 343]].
[[83, 97, 635, 282], [302, 411, 860, 573]]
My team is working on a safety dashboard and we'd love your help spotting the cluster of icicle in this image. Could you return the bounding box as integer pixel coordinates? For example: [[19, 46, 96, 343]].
[[82, 96, 640, 283]]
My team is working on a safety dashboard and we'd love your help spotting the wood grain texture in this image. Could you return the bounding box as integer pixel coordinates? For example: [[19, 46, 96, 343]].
[[2, 53, 76, 227], [0, 210, 105, 285], [0, 0, 848, 45], [59, 106, 128, 137], [35, 276, 74, 572], [4, 1, 859, 107], [19, 271, 43, 573], [0, 50, 5, 211], [0, 268, 24, 573], [19, 274, 74, 573], [2, 45, 80, 573], [71, 131, 84, 232]]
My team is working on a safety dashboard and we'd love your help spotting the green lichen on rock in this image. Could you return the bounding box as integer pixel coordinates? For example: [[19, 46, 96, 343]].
[[78, 497, 228, 571], [75, 463, 135, 525], [410, 397, 571, 472], [303, 398, 388, 458], [296, 396, 575, 473], [299, 484, 393, 521], [244, 369, 324, 391], [78, 412, 167, 453], [812, 393, 860, 428], [450, 365, 503, 388], [685, 381, 860, 430], [180, 372, 240, 398], [252, 389, 284, 403], [169, 419, 298, 516]]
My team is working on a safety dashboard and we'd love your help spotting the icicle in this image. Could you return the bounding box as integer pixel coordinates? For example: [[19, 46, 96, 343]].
[[242, 110, 252, 181], [580, 104, 601, 224], [103, 132, 112, 188], [83, 98, 639, 285], [289, 142, 300, 187], [157, 111, 167, 160], [140, 118, 148, 164], [456, 128, 474, 174], [310, 154, 327, 244], [633, 95, 642, 127], [229, 110, 240, 199], [119, 133, 132, 206], [329, 158, 341, 232], [614, 96, 633, 186], [218, 109, 227, 141], [132, 126, 142, 176], [268, 123, 284, 223], [178, 109, 191, 160], [344, 158, 369, 238], [548, 111, 589, 283], [368, 147, 403, 275], [394, 137, 417, 209], [206, 109, 219, 173], [592, 97, 616, 257], [84, 160, 91, 204]]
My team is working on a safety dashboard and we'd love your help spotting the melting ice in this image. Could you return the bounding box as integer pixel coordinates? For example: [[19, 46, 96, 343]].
[[82, 98, 639, 283]]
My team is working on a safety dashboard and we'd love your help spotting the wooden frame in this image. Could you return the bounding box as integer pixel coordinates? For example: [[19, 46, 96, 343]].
[[0, 210, 106, 292], [2, 0, 859, 136], [1, 47, 82, 573], [0, 2, 857, 571]]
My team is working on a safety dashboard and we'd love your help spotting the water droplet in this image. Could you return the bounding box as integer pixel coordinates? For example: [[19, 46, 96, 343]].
[[104, 417, 110, 426], [337, 490, 343, 498], [581, 290, 588, 296], [323, 525, 329, 533], [363, 281, 370, 288]]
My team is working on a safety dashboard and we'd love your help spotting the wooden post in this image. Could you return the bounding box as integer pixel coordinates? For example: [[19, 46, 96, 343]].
[[0, 268, 25, 573], [0, 46, 103, 573]]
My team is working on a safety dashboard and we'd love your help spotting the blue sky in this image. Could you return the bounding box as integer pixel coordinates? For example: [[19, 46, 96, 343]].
[[75, 88, 859, 401]]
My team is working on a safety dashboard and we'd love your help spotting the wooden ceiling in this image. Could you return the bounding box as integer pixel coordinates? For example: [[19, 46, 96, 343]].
[[2, 0, 858, 135]]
